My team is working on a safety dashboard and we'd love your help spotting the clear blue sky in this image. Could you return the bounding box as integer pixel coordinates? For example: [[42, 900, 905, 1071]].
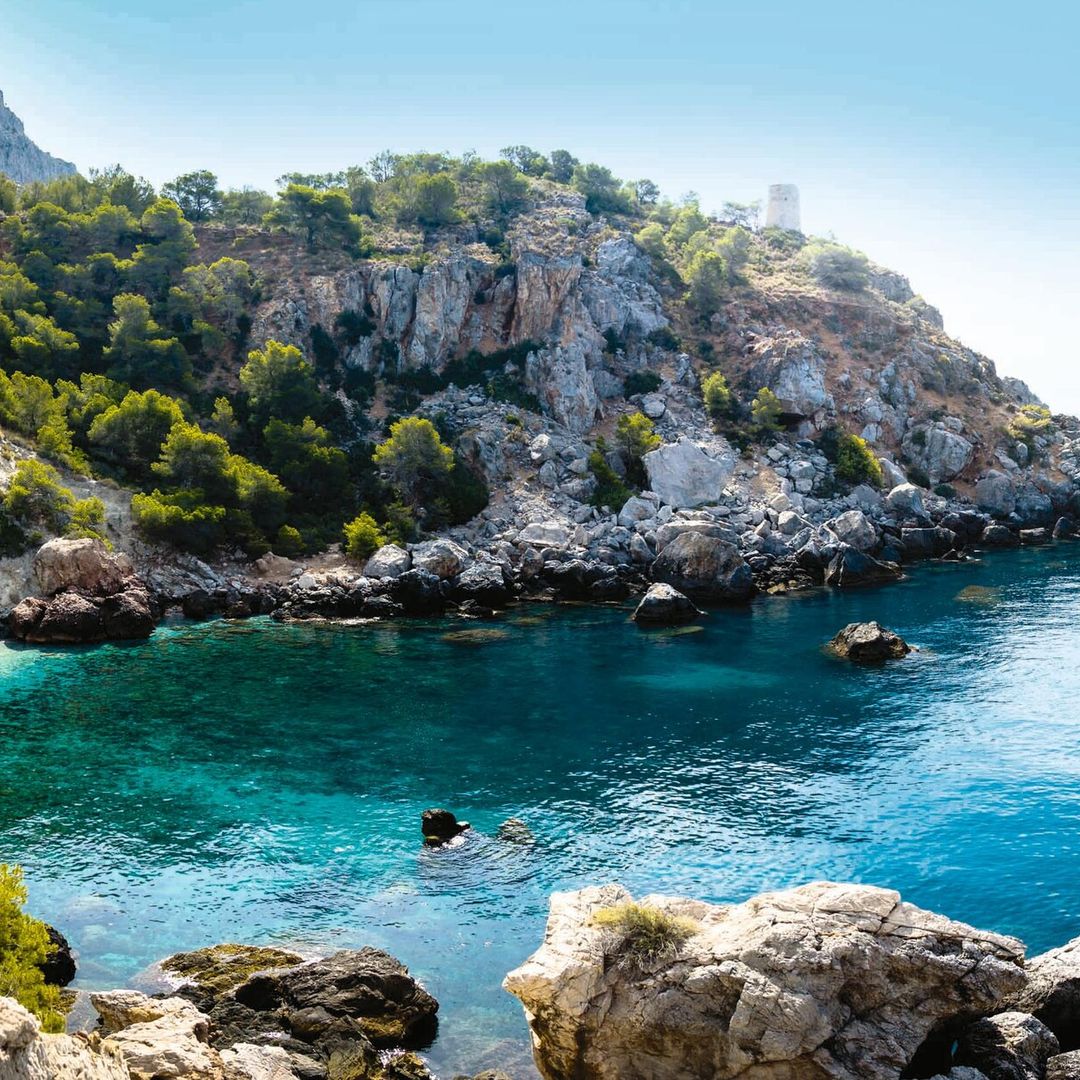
[[3, 0, 1078, 410]]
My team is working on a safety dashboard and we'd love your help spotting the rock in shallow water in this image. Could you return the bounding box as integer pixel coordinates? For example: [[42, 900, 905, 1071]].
[[651, 533, 754, 603], [504, 880, 1026, 1080], [828, 621, 911, 662], [631, 583, 702, 625], [421, 808, 470, 847]]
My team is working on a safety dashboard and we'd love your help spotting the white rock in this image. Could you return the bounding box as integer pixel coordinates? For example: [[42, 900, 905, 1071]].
[[640, 394, 666, 419], [364, 544, 412, 579], [518, 521, 571, 548], [618, 496, 657, 528], [829, 509, 878, 551], [410, 538, 468, 579], [643, 436, 735, 509], [885, 483, 927, 518]]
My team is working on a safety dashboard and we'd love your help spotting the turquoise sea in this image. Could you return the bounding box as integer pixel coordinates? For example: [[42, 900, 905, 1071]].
[[3, 546, 1080, 1074]]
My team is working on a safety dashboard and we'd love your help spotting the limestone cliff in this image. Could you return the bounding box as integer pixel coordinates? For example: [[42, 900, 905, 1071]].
[[0, 90, 76, 185]]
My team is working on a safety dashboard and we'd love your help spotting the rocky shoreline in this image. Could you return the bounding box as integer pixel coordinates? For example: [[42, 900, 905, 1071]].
[[4, 468, 1075, 644], [11, 877, 1080, 1080]]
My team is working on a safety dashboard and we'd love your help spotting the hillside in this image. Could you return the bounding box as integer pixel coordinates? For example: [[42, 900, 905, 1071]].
[[0, 146, 1076, 627], [0, 90, 76, 185]]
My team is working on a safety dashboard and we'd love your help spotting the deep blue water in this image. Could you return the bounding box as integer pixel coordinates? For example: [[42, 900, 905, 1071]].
[[3, 546, 1080, 1074]]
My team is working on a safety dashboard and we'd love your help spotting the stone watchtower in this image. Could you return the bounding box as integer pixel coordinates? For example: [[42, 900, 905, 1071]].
[[765, 184, 801, 232]]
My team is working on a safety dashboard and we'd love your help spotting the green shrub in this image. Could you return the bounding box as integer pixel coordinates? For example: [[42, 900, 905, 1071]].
[[801, 242, 870, 291], [645, 327, 681, 351], [0, 865, 64, 1032], [750, 387, 783, 435], [934, 483, 957, 499], [1, 459, 107, 542], [131, 490, 227, 553], [615, 411, 660, 488], [343, 512, 385, 560], [273, 524, 305, 557], [834, 433, 883, 488], [591, 902, 698, 968], [1007, 404, 1053, 448], [906, 464, 931, 489], [702, 371, 733, 420], [624, 370, 662, 398], [588, 436, 632, 511]]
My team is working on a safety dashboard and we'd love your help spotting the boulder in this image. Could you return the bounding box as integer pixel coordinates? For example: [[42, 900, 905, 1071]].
[[631, 584, 702, 626], [651, 533, 754, 603], [233, 949, 438, 1050], [8, 585, 156, 644], [518, 522, 571, 548], [825, 544, 903, 588], [1047, 1051, 1080, 1079], [901, 526, 958, 559], [451, 562, 510, 608], [903, 424, 974, 484], [976, 472, 1017, 518], [39, 925, 76, 987], [1020, 528, 1049, 545], [409, 539, 468, 579], [159, 944, 305, 1013], [218, 1043, 297, 1080], [617, 496, 657, 528], [391, 570, 446, 616], [1005, 933, 1080, 1050], [829, 509, 878, 552], [885, 483, 927, 518], [829, 621, 911, 662], [643, 437, 735, 508], [364, 545, 412, 579], [1053, 517, 1077, 540], [421, 808, 470, 846], [0, 995, 128, 1080], [504, 881, 1026, 1080], [981, 524, 1020, 548], [33, 537, 132, 597], [955, 1012, 1059, 1080]]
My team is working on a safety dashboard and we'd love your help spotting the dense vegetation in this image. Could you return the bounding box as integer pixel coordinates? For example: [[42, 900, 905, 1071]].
[[0, 144, 887, 558], [0, 864, 63, 1032]]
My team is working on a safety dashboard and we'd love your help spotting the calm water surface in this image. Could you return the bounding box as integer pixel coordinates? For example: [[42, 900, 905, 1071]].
[[3, 546, 1080, 1074]]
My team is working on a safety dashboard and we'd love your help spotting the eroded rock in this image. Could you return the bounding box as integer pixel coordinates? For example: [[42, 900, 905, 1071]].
[[651, 533, 754, 603], [631, 583, 702, 625], [829, 621, 911, 662]]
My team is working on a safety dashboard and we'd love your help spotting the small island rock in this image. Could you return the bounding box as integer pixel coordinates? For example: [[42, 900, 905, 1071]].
[[421, 808, 470, 846], [829, 621, 912, 662], [632, 583, 702, 625]]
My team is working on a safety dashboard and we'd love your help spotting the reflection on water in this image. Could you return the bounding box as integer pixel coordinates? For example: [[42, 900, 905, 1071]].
[[2, 545, 1080, 1074]]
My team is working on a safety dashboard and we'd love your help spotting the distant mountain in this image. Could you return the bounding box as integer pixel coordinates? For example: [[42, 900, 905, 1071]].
[[0, 89, 76, 184]]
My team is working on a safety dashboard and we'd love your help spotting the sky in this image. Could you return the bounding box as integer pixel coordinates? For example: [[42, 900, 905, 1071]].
[[2, 0, 1078, 409]]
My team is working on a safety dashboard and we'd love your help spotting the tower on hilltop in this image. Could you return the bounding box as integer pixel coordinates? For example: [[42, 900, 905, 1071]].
[[765, 184, 801, 232]]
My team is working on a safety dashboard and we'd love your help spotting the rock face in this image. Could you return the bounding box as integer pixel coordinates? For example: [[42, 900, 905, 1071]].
[[0, 89, 76, 185], [632, 583, 702, 625], [0, 996, 128, 1080], [39, 926, 76, 987], [364, 544, 412, 579], [829, 621, 911, 662], [1005, 933, 1080, 1051], [504, 881, 1026, 1080], [643, 437, 735, 508], [651, 533, 754, 603], [954, 1011, 1059, 1080], [825, 544, 903, 588]]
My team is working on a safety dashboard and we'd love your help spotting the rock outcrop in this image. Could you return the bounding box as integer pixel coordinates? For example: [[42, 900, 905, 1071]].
[[643, 437, 735, 509], [954, 1011, 1059, 1080], [1005, 933, 1080, 1051], [828, 621, 911, 662], [631, 583, 702, 625], [0, 90, 76, 185], [0, 996, 127, 1080], [504, 881, 1026, 1080]]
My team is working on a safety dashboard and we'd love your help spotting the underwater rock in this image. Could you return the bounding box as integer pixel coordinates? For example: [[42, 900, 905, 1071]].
[[828, 621, 911, 663]]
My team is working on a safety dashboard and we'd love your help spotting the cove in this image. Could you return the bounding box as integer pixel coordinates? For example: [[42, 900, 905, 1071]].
[[3, 545, 1080, 1075]]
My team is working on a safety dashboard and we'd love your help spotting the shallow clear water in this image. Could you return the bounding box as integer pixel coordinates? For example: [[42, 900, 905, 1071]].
[[4, 546, 1080, 1074]]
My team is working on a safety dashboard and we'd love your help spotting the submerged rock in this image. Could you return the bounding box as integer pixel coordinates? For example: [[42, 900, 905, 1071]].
[[421, 808, 470, 847], [631, 583, 702, 625], [504, 880, 1026, 1080], [828, 621, 911, 662]]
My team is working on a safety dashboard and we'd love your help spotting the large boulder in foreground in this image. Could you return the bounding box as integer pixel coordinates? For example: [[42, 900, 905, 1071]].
[[0, 996, 128, 1080], [632, 583, 702, 625], [829, 621, 911, 662], [33, 537, 132, 596], [9, 585, 155, 644], [954, 1011, 1059, 1080], [504, 881, 1026, 1080], [651, 533, 754, 603], [1005, 932, 1080, 1051]]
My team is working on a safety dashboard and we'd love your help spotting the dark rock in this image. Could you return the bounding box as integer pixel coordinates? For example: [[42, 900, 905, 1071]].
[[1004, 934, 1080, 1051], [391, 570, 446, 616], [421, 808, 470, 846], [39, 925, 76, 986], [940, 510, 989, 542], [234, 948, 439, 1050], [361, 595, 404, 619], [632, 583, 702, 625], [451, 563, 510, 608], [161, 942, 305, 1012], [1020, 528, 1050, 545], [824, 545, 903, 588], [181, 589, 220, 620], [981, 524, 1021, 548], [901, 526, 958, 559], [99, 587, 156, 639], [1053, 517, 1077, 540], [828, 621, 911, 663], [652, 533, 755, 603], [955, 1011, 1059, 1080]]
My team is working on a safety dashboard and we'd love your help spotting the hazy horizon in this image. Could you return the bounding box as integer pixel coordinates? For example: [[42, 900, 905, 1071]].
[[3, 0, 1077, 411]]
